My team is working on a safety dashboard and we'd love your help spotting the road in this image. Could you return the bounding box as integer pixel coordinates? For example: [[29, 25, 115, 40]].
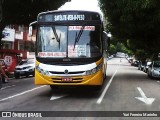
[[0, 57, 160, 120]]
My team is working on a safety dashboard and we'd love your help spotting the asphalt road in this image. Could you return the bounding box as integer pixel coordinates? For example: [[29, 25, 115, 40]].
[[0, 57, 160, 120]]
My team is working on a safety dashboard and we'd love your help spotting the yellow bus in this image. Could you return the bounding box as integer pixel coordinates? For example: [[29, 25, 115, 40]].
[[29, 10, 109, 90]]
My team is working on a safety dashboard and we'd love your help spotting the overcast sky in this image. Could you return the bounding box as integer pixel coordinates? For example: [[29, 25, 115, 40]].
[[58, 0, 102, 14]]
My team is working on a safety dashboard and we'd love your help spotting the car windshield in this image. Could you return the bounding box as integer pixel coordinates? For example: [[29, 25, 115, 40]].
[[141, 61, 145, 65], [19, 59, 34, 65], [147, 62, 151, 66], [0, 60, 4, 65], [153, 61, 160, 67]]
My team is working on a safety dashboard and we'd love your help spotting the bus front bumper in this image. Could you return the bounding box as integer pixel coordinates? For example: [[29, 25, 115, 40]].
[[34, 70, 104, 86]]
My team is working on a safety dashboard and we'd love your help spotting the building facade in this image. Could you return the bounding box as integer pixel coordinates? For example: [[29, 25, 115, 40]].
[[0, 25, 36, 74], [1, 25, 36, 59]]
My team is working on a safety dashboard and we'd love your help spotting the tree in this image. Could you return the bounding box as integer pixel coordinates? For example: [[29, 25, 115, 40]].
[[0, 0, 69, 48], [109, 44, 116, 55], [99, 0, 160, 60]]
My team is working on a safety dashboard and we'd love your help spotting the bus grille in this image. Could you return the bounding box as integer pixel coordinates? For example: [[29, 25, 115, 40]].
[[49, 71, 84, 74]]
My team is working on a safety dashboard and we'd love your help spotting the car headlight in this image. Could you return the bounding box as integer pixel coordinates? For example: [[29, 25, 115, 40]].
[[36, 65, 51, 76], [28, 67, 34, 71], [85, 63, 103, 75]]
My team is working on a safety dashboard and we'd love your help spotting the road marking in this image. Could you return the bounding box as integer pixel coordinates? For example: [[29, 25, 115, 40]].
[[14, 77, 33, 82], [97, 69, 118, 104], [50, 94, 67, 101], [1, 85, 16, 90], [0, 85, 46, 102], [135, 87, 155, 105]]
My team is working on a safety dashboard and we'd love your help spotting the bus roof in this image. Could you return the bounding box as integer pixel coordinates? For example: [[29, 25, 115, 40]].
[[38, 10, 102, 16]]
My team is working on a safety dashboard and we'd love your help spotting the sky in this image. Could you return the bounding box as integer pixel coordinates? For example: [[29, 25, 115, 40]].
[[58, 0, 102, 14]]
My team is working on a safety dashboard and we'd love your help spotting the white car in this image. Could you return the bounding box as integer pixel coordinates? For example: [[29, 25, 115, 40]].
[[143, 61, 152, 73], [14, 59, 35, 79], [148, 61, 160, 79]]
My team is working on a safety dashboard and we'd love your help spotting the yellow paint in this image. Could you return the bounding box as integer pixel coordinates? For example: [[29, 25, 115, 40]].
[[34, 58, 106, 86]]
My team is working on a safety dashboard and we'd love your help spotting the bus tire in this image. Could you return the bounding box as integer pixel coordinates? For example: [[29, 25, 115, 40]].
[[50, 85, 58, 90], [50, 85, 54, 90], [104, 72, 106, 79]]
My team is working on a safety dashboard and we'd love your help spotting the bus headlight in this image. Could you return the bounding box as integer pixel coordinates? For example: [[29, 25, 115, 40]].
[[85, 63, 103, 75], [36, 65, 51, 76]]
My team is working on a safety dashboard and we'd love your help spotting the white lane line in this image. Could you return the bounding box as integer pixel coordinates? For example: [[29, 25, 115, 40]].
[[1, 85, 16, 90], [0, 85, 46, 102], [50, 94, 67, 101], [135, 87, 155, 105], [97, 70, 118, 104]]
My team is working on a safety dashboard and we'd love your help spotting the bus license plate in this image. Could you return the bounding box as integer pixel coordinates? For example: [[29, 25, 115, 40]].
[[62, 77, 72, 82]]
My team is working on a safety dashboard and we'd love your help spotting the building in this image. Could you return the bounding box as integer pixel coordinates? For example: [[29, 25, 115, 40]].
[[0, 25, 36, 74], [1, 25, 36, 58]]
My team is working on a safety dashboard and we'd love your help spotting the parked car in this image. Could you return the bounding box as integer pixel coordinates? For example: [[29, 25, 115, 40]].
[[143, 61, 152, 73], [138, 61, 145, 71], [147, 61, 160, 79], [131, 60, 139, 67], [14, 59, 35, 79], [127, 57, 133, 63]]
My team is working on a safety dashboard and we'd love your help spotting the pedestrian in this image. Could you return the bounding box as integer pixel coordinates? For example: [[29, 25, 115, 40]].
[[120, 58, 122, 62], [0, 62, 9, 89]]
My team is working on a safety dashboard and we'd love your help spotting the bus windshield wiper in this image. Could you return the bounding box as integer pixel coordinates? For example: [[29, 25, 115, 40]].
[[52, 26, 61, 50], [73, 26, 85, 50]]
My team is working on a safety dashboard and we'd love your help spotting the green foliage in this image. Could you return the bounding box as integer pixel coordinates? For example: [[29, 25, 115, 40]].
[[0, 0, 69, 49], [2, 0, 68, 25], [99, 0, 160, 60], [109, 44, 116, 55], [109, 40, 133, 56]]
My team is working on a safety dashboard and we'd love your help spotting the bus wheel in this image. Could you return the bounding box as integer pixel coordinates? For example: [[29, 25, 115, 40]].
[[50, 85, 58, 90], [50, 85, 54, 90], [103, 65, 107, 79], [103, 72, 106, 79]]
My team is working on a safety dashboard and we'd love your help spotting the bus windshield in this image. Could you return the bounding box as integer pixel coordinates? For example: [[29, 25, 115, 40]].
[[37, 25, 102, 58]]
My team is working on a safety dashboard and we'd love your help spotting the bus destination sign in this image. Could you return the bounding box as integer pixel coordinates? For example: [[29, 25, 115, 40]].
[[54, 14, 85, 21], [38, 12, 100, 22]]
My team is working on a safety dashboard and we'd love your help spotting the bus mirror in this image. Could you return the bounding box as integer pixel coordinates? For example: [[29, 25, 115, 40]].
[[103, 31, 108, 49], [103, 31, 111, 50], [29, 21, 37, 36], [29, 26, 33, 36]]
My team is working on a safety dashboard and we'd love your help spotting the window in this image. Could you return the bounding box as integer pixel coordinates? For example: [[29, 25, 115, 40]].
[[3, 42, 12, 49], [19, 43, 24, 50]]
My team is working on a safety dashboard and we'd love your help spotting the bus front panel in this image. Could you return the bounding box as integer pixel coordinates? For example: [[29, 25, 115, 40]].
[[35, 58, 105, 86]]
